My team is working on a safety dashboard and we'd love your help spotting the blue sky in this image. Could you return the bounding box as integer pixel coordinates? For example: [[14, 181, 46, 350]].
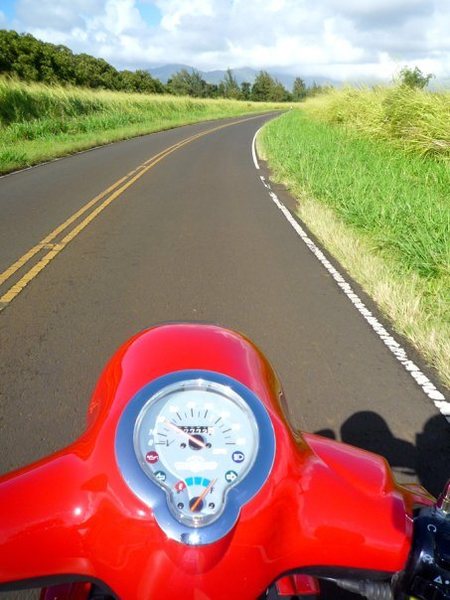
[[1, 0, 16, 21], [1, 0, 162, 29], [1, 0, 449, 82], [136, 1, 161, 26]]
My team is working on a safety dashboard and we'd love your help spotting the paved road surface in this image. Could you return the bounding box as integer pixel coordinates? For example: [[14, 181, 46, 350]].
[[0, 113, 449, 598]]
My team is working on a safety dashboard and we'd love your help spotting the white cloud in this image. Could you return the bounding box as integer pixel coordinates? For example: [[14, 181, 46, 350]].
[[156, 0, 215, 32], [16, 0, 103, 31], [0, 11, 6, 27], [11, 0, 450, 82], [328, 0, 432, 26]]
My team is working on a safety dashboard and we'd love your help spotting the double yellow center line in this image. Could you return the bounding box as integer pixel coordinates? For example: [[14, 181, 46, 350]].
[[0, 114, 264, 313]]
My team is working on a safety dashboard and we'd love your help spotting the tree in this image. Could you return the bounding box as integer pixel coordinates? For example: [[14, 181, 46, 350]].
[[0, 29, 166, 95], [73, 54, 117, 88], [128, 70, 164, 94], [240, 81, 251, 100], [9, 32, 42, 81], [292, 77, 307, 101], [0, 29, 19, 74], [205, 83, 219, 98], [398, 66, 434, 89], [167, 69, 208, 97], [251, 71, 273, 101], [271, 79, 290, 102], [50, 45, 77, 84], [219, 68, 241, 99], [305, 81, 332, 97], [251, 70, 289, 102]]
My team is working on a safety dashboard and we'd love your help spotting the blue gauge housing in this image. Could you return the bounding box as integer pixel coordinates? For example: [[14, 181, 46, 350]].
[[115, 370, 276, 545]]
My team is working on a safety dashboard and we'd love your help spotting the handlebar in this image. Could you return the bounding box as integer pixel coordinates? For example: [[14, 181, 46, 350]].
[[315, 481, 450, 600], [393, 480, 450, 600]]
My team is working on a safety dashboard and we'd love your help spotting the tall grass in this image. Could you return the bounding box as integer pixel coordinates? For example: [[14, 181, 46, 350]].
[[260, 106, 450, 386], [0, 78, 283, 173], [302, 86, 450, 160]]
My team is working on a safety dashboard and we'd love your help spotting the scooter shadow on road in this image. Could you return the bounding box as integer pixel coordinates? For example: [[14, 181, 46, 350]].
[[315, 411, 450, 497]]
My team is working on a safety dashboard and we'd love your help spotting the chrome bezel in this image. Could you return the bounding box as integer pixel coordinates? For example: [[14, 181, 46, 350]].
[[132, 379, 260, 528], [115, 370, 276, 545]]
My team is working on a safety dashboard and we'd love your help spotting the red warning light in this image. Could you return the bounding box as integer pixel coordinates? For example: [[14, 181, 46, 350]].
[[146, 451, 159, 464], [175, 480, 186, 493]]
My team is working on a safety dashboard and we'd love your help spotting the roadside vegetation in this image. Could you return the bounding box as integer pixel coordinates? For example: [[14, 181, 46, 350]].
[[303, 85, 449, 160], [260, 81, 450, 388], [0, 78, 284, 174], [0, 29, 328, 102], [0, 28, 329, 173], [0, 28, 323, 174]]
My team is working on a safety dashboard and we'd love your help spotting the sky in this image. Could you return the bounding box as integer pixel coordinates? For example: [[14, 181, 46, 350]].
[[0, 0, 449, 83]]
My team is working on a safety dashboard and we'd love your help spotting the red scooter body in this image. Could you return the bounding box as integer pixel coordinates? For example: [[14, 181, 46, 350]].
[[0, 324, 432, 599]]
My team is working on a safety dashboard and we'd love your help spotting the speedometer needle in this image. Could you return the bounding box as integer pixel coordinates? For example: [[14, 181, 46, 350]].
[[190, 478, 217, 513], [163, 419, 206, 448]]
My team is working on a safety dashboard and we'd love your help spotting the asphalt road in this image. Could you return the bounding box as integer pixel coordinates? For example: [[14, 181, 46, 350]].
[[0, 113, 449, 598]]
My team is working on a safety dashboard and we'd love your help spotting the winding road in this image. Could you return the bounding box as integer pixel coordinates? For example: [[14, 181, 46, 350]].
[[0, 112, 449, 596]]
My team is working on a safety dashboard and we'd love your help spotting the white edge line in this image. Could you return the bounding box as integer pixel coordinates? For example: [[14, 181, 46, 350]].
[[251, 126, 263, 170], [252, 156, 449, 422]]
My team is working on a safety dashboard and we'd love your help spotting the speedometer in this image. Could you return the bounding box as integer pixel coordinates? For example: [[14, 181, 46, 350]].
[[134, 380, 258, 527], [116, 370, 275, 545]]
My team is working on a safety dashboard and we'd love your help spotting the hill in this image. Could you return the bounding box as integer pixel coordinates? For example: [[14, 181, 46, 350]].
[[148, 64, 335, 90]]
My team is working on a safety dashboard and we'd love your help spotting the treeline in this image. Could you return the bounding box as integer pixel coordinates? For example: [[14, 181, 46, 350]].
[[0, 29, 164, 93], [166, 68, 329, 102], [0, 29, 329, 101]]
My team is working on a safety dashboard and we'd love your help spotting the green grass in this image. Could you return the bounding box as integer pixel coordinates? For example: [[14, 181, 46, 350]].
[[260, 107, 450, 388], [0, 78, 284, 173], [302, 86, 450, 161]]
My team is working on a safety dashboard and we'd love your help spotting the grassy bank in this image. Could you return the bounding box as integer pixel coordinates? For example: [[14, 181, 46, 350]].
[[0, 78, 283, 174], [302, 85, 450, 160], [259, 95, 449, 388]]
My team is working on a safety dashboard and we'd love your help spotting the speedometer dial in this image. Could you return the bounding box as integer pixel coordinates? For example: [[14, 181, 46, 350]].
[[116, 369, 276, 544], [134, 380, 258, 527]]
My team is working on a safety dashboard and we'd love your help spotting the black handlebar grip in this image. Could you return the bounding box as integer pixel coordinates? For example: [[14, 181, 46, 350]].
[[394, 501, 450, 600]]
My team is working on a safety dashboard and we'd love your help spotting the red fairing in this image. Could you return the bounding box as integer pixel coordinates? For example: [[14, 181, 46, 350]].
[[0, 324, 428, 599]]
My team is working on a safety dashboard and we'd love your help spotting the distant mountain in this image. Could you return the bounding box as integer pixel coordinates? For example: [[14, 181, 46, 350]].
[[148, 64, 194, 83], [199, 67, 263, 85], [148, 64, 335, 90]]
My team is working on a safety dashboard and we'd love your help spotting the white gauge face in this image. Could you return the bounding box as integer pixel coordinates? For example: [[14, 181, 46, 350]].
[[134, 380, 259, 527]]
